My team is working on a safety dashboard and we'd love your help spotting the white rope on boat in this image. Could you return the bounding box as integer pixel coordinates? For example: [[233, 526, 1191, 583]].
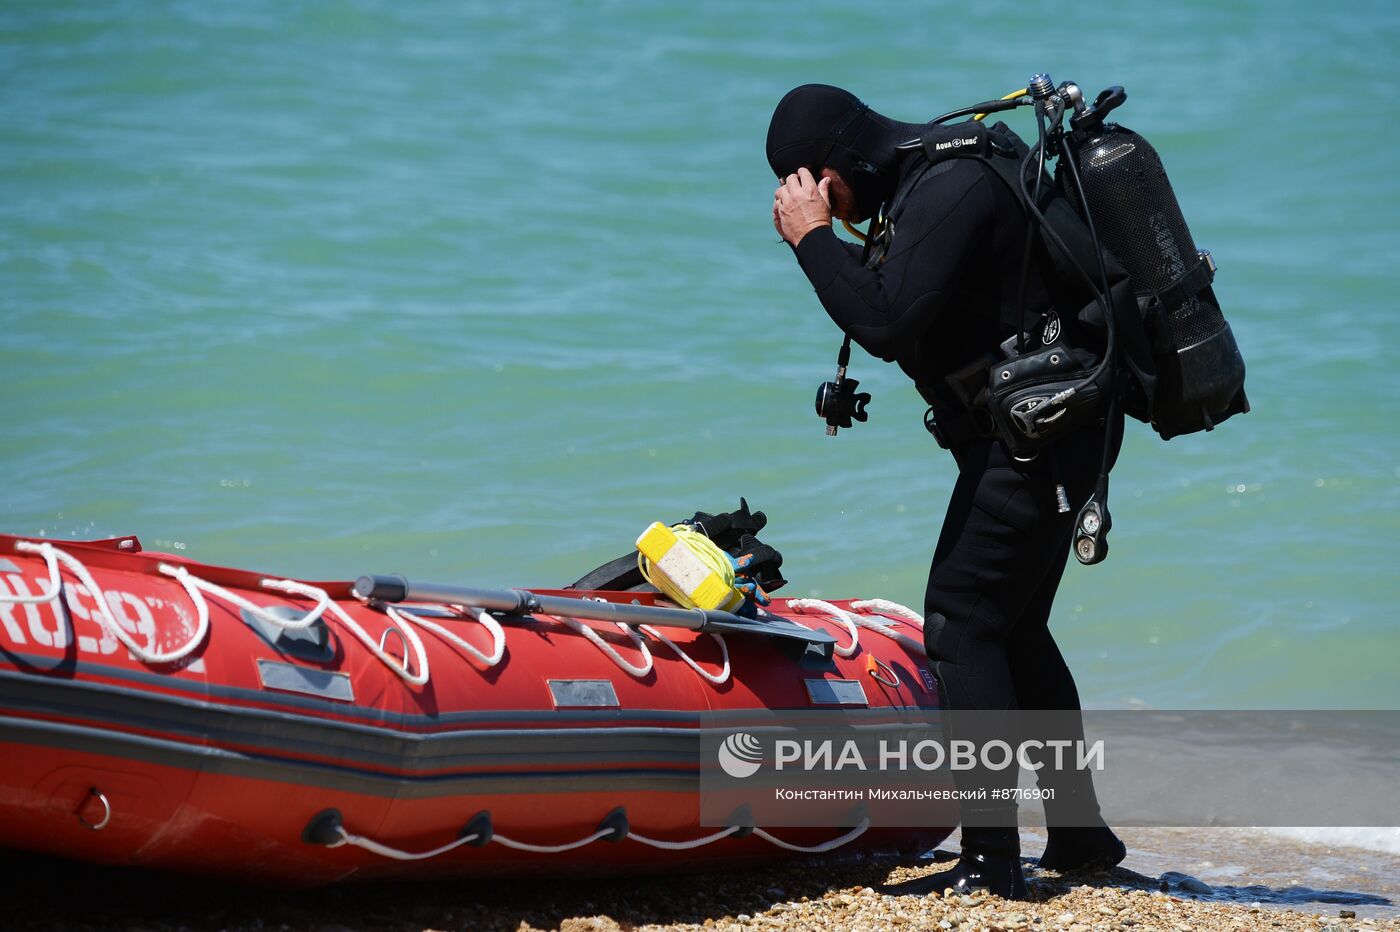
[[492, 827, 616, 853], [851, 598, 925, 626], [849, 599, 927, 655], [12, 542, 211, 664], [324, 817, 869, 859], [788, 598, 925, 657], [5, 539, 917, 693], [787, 598, 861, 657], [0, 542, 62, 604], [331, 825, 482, 861], [752, 818, 871, 853], [320, 592, 430, 686], [155, 564, 330, 631], [4, 539, 703, 686], [160, 563, 429, 686], [378, 601, 727, 685], [639, 626, 730, 685], [246, 579, 333, 628], [386, 604, 505, 669], [552, 615, 654, 679], [629, 826, 742, 850]]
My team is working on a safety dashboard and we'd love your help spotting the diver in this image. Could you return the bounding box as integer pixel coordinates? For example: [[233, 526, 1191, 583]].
[[767, 84, 1127, 899]]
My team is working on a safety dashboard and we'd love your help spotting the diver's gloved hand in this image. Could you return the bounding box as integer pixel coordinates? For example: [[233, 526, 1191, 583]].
[[728, 553, 771, 606], [733, 533, 787, 592]]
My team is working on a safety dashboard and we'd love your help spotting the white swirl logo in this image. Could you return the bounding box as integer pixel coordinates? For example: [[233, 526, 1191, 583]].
[[717, 732, 764, 779]]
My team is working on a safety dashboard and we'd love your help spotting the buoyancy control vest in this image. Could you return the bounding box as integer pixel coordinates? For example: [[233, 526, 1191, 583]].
[[908, 97, 1247, 448], [900, 79, 1248, 565], [818, 77, 1247, 563], [901, 119, 1131, 459]]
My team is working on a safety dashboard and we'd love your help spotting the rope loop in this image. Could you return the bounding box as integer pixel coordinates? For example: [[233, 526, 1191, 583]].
[[790, 598, 925, 657], [159, 565, 326, 632], [492, 828, 614, 854], [387, 604, 505, 669], [1, 541, 62, 604], [850, 598, 925, 627], [628, 826, 741, 850], [639, 626, 730, 686], [321, 595, 430, 686], [751, 818, 870, 853], [333, 825, 482, 861], [256, 578, 332, 628], [158, 564, 429, 686], [322, 817, 868, 859], [787, 598, 860, 657], [553, 615, 653, 679], [10, 542, 211, 665]]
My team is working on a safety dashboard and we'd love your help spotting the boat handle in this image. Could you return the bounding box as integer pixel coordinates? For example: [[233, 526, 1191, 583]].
[[77, 787, 111, 831], [378, 624, 409, 668], [866, 654, 900, 689]]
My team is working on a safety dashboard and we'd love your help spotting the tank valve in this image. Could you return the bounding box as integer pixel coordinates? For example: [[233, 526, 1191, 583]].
[[1027, 73, 1056, 100], [1059, 82, 1085, 114]]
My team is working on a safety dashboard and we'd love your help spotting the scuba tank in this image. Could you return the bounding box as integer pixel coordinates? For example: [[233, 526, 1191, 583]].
[[1057, 87, 1248, 439]]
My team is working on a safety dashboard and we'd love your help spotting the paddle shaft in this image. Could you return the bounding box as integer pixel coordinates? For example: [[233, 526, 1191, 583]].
[[351, 574, 835, 648]]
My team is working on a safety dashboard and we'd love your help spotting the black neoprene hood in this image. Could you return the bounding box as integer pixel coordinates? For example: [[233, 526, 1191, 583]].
[[765, 84, 867, 179], [766, 84, 920, 220]]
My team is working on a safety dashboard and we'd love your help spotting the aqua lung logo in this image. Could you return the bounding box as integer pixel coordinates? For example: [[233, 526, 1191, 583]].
[[1042, 311, 1061, 344], [717, 732, 764, 778], [934, 137, 978, 152]]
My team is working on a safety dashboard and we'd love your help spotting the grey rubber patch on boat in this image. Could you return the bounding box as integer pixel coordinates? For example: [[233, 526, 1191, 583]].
[[0, 558, 22, 574], [241, 605, 335, 662], [548, 679, 619, 709], [257, 659, 354, 703], [804, 678, 867, 706]]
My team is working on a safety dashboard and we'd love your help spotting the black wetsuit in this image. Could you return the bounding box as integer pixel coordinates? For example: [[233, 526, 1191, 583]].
[[792, 153, 1118, 825]]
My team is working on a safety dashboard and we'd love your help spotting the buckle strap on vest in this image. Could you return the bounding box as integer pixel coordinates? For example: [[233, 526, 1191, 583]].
[[1146, 255, 1215, 312], [917, 350, 1001, 450], [922, 404, 996, 450]]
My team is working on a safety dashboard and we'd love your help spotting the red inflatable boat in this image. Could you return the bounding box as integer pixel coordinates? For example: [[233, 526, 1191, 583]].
[[0, 533, 951, 883]]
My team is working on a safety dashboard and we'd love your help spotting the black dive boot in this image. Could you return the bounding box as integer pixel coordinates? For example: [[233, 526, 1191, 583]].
[[1037, 824, 1126, 873], [881, 826, 1028, 900], [1030, 746, 1127, 873]]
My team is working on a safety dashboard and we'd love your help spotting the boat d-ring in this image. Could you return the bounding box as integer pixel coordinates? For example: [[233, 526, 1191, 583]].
[[378, 624, 409, 667], [865, 654, 900, 689], [77, 787, 111, 831]]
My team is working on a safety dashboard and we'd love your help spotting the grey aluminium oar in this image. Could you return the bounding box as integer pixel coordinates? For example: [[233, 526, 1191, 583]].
[[352, 574, 835, 658]]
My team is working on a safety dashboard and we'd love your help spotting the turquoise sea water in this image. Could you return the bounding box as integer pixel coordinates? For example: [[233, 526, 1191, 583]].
[[3, 1, 1397, 710]]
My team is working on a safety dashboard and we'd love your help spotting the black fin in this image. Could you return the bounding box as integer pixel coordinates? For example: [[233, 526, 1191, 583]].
[[565, 553, 654, 592]]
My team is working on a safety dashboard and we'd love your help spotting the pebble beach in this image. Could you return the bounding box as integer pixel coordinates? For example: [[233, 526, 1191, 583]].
[[9, 828, 1396, 931]]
